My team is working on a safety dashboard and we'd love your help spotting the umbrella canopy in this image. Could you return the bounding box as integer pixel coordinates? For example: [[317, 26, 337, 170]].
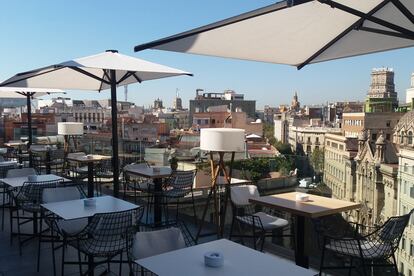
[[1, 50, 192, 89], [134, 0, 414, 69], [0, 87, 63, 98], [0, 50, 192, 197]]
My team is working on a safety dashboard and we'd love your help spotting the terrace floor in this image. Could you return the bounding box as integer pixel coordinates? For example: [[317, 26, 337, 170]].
[[0, 192, 398, 276]]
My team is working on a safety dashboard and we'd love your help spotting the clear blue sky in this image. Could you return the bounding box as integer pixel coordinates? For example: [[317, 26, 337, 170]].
[[1, 0, 414, 109]]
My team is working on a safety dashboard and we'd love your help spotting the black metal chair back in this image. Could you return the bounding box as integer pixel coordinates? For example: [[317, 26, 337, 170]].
[[6, 168, 37, 178], [78, 207, 143, 256], [18, 179, 63, 205], [0, 163, 17, 178], [376, 209, 414, 253], [165, 170, 195, 196]]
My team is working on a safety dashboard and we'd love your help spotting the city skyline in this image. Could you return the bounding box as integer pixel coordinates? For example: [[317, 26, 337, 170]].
[[1, 0, 414, 109]]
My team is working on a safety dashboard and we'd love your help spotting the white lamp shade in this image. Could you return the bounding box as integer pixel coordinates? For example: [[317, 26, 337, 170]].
[[58, 122, 84, 135], [200, 128, 245, 152]]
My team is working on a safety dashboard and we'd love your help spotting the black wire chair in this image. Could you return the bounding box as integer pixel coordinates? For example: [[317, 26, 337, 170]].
[[65, 152, 89, 184], [317, 209, 414, 276], [229, 185, 294, 251], [94, 159, 114, 196], [38, 186, 87, 276], [161, 170, 197, 225], [5, 168, 37, 236], [128, 220, 196, 276], [10, 178, 63, 255], [48, 149, 65, 176], [67, 207, 144, 276], [0, 162, 18, 230], [31, 151, 47, 174], [5, 147, 19, 162], [123, 163, 154, 224]]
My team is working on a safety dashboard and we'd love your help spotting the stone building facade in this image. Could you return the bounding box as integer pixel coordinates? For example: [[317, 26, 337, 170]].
[[289, 126, 342, 155], [394, 110, 414, 275], [189, 90, 255, 128], [342, 112, 403, 139], [323, 133, 358, 204], [353, 131, 399, 227]]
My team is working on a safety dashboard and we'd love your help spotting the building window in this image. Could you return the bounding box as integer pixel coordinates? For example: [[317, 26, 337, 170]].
[[372, 133, 377, 141], [386, 134, 390, 140], [402, 237, 406, 250], [408, 131, 413, 144], [410, 242, 414, 256], [386, 120, 391, 127]]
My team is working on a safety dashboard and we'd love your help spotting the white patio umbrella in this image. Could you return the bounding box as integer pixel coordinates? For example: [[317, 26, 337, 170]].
[[134, 0, 414, 69], [0, 50, 192, 197], [0, 87, 64, 147]]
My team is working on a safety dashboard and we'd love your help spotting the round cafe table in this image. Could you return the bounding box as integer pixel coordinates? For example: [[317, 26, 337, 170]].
[[66, 154, 111, 197], [123, 165, 172, 226]]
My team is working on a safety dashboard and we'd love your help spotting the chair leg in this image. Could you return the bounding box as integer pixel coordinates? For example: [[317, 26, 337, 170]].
[[229, 215, 235, 241], [391, 253, 399, 276], [191, 192, 197, 225], [237, 221, 245, 246], [175, 198, 180, 223], [119, 252, 123, 276], [17, 209, 22, 256], [360, 257, 368, 276], [51, 228, 57, 276], [37, 215, 43, 272], [76, 240, 83, 275], [319, 242, 326, 276], [145, 193, 151, 225], [9, 206, 14, 245], [260, 233, 266, 252], [1, 189, 5, 231], [348, 256, 353, 276], [252, 226, 257, 250], [61, 237, 66, 276]]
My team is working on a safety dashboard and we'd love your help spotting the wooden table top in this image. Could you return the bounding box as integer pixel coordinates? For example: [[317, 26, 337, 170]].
[[67, 154, 111, 163], [249, 192, 361, 218], [124, 166, 172, 179], [4, 141, 28, 147]]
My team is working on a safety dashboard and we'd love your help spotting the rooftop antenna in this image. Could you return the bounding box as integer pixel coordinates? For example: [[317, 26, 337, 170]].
[[124, 85, 128, 102]]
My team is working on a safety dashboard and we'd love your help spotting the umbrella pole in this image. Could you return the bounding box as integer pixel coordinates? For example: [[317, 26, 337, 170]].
[[26, 93, 33, 167], [110, 69, 120, 198]]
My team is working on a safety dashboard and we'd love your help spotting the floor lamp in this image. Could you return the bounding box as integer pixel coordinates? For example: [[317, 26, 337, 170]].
[[57, 122, 84, 155], [196, 128, 245, 241]]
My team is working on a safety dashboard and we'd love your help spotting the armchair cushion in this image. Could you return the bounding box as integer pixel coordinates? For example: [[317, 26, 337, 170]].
[[236, 212, 289, 230], [325, 239, 392, 259], [57, 218, 88, 236], [132, 227, 186, 260]]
